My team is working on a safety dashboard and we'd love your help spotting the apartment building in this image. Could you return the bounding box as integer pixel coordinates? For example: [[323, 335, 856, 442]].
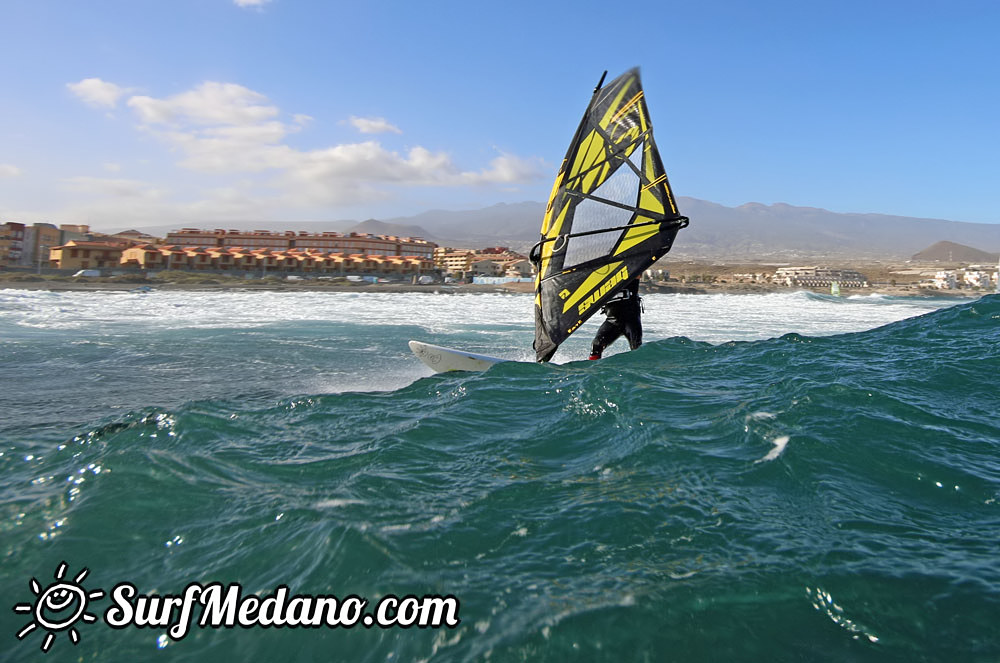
[[118, 244, 434, 276], [0, 222, 25, 265], [434, 246, 533, 277], [165, 228, 436, 259], [49, 240, 128, 271]]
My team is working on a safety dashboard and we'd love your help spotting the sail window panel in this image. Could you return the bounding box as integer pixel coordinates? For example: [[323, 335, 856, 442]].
[[561, 198, 634, 268], [560, 156, 641, 268], [593, 154, 641, 207], [628, 140, 644, 173]]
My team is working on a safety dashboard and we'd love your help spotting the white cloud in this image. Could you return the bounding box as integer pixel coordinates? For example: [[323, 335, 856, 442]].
[[128, 82, 278, 126], [277, 143, 455, 207], [67, 79, 545, 219], [233, 0, 271, 7], [62, 176, 165, 200], [294, 143, 449, 183], [349, 116, 403, 135], [183, 183, 282, 219], [0, 164, 22, 177], [14, 181, 276, 229], [458, 153, 546, 184], [67, 78, 128, 109]]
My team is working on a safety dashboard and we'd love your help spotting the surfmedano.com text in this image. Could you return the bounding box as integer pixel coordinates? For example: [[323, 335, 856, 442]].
[[105, 582, 461, 641]]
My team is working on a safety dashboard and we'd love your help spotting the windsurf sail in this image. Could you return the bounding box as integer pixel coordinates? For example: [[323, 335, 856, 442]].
[[531, 68, 689, 362]]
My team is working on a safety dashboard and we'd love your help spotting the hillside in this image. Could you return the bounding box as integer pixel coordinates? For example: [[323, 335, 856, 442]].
[[911, 240, 999, 263], [376, 199, 1000, 259], [116, 198, 1000, 260], [672, 199, 1000, 260], [344, 219, 440, 242]]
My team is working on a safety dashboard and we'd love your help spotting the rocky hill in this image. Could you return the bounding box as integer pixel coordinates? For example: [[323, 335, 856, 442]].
[[911, 240, 999, 263]]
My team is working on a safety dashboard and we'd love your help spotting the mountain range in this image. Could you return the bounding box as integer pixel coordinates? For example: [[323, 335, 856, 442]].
[[119, 197, 1000, 261]]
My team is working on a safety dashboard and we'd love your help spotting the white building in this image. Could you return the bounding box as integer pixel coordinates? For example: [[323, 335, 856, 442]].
[[773, 266, 868, 288], [933, 270, 957, 289], [964, 270, 992, 288], [732, 272, 770, 283]]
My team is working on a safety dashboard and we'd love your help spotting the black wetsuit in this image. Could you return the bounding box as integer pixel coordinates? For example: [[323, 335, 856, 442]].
[[590, 279, 642, 358]]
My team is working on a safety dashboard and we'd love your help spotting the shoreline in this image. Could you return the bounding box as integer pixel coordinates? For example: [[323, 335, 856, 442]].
[[0, 278, 979, 298]]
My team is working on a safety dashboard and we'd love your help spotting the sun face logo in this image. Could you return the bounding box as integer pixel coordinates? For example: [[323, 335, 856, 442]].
[[13, 561, 104, 653]]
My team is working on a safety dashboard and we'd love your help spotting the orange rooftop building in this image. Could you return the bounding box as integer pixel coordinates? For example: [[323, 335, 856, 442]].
[[165, 228, 436, 259], [49, 240, 128, 271]]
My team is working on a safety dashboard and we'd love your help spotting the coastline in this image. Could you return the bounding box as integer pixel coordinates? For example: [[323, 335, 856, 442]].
[[0, 277, 977, 298]]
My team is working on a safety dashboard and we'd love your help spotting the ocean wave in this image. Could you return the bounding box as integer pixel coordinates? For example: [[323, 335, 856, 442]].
[[3, 294, 998, 661]]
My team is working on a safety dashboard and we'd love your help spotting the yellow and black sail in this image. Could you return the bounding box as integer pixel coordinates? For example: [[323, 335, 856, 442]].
[[532, 68, 688, 362]]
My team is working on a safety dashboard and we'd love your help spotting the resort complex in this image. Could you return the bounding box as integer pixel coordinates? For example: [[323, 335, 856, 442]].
[[2, 220, 998, 292], [1, 221, 533, 281], [772, 266, 870, 288], [165, 227, 436, 259], [1, 221, 439, 277]]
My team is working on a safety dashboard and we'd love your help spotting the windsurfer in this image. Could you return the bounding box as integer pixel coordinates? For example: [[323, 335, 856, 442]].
[[588, 278, 642, 359], [531, 68, 688, 363]]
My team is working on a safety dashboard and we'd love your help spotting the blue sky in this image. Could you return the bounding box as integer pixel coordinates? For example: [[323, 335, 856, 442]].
[[1, 0, 998, 231]]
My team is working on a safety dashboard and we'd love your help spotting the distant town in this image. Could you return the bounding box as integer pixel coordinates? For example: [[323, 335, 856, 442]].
[[0, 221, 532, 282], [1, 219, 998, 294]]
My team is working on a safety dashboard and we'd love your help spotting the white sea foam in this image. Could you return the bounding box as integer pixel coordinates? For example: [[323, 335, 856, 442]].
[[755, 435, 790, 463], [0, 288, 959, 338], [0, 289, 965, 383], [314, 498, 364, 508]]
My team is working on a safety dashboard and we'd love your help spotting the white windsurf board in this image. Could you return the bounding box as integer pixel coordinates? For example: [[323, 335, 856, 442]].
[[408, 340, 510, 373]]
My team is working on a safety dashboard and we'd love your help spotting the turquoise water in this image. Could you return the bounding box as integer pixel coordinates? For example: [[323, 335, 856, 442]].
[[1, 290, 997, 661]]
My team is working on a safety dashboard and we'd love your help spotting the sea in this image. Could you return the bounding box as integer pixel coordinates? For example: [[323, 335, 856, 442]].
[[1, 287, 997, 662]]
